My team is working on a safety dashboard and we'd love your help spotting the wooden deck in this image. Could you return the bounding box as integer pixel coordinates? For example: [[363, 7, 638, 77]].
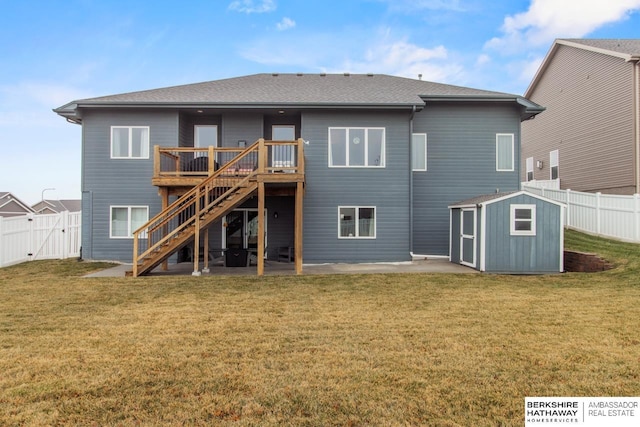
[[132, 139, 305, 277], [152, 140, 304, 196]]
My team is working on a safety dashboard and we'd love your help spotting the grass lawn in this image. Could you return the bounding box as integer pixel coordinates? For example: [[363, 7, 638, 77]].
[[1, 230, 639, 426]]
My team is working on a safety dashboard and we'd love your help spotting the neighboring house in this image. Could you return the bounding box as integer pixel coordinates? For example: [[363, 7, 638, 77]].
[[0, 192, 34, 217], [32, 199, 82, 214], [522, 38, 640, 195], [54, 73, 543, 275]]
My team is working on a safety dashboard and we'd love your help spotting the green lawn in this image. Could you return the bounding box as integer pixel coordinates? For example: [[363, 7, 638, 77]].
[[1, 230, 639, 426]]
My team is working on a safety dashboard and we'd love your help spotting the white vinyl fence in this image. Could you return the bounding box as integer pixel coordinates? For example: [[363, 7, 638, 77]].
[[522, 185, 640, 243], [0, 211, 81, 268], [520, 179, 560, 190]]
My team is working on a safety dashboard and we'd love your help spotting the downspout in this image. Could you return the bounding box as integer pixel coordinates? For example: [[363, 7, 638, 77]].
[[409, 105, 416, 258]]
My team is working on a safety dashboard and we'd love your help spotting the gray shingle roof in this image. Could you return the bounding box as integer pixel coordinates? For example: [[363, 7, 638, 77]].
[[33, 199, 82, 213], [68, 73, 521, 107], [449, 190, 565, 208], [559, 38, 640, 57]]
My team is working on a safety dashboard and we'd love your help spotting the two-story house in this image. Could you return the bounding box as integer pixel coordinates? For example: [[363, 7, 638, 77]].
[[522, 39, 640, 194], [55, 73, 543, 276]]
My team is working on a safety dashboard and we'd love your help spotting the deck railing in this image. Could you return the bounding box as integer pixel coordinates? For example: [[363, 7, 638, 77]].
[[154, 139, 305, 179], [134, 138, 305, 276]]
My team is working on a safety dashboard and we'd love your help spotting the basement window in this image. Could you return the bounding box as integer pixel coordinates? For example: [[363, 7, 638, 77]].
[[110, 206, 149, 238], [339, 206, 376, 238]]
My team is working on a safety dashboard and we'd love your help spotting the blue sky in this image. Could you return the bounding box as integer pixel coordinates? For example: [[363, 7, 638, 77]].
[[2, 0, 639, 205]]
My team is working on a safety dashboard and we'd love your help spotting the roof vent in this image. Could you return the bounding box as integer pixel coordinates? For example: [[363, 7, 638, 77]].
[[272, 73, 279, 77], [320, 73, 326, 77], [296, 73, 303, 76], [367, 73, 374, 77], [344, 72, 350, 76]]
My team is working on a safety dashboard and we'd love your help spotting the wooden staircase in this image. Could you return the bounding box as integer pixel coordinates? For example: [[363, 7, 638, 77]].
[[131, 141, 262, 277]]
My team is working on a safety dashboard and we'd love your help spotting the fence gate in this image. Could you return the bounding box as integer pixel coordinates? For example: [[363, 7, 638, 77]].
[[0, 212, 81, 268]]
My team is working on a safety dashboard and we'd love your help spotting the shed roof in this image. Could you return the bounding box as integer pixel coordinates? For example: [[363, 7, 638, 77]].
[[449, 192, 518, 207], [449, 190, 565, 209]]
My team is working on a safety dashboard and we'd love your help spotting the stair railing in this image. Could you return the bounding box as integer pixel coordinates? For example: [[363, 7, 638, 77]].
[[132, 139, 264, 276]]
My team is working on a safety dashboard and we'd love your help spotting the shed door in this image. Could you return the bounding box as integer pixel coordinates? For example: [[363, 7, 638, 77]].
[[460, 208, 476, 268]]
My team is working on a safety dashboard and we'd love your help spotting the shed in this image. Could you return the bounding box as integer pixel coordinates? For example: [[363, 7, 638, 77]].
[[449, 191, 565, 273]]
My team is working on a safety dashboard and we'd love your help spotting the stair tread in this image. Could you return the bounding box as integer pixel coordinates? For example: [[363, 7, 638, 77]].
[[135, 181, 258, 276]]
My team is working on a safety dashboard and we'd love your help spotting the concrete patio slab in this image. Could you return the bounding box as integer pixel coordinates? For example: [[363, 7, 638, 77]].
[[84, 258, 477, 278]]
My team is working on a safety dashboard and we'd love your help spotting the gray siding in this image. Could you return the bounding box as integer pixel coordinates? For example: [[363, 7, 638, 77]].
[[522, 44, 636, 194], [179, 113, 221, 147], [484, 194, 562, 273], [81, 109, 178, 261], [222, 113, 263, 147], [81, 191, 93, 258], [413, 102, 522, 256], [197, 196, 296, 261], [80, 102, 526, 264], [301, 110, 411, 263]]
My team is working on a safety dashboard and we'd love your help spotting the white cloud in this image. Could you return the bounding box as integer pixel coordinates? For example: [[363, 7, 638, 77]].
[[475, 54, 491, 67], [518, 55, 545, 85], [486, 0, 640, 52], [344, 40, 460, 81], [239, 28, 466, 84], [228, 0, 276, 14], [276, 17, 296, 31], [1, 82, 89, 109]]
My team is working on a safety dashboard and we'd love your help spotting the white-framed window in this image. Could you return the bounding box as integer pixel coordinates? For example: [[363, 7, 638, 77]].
[[526, 157, 534, 181], [496, 133, 514, 171], [338, 206, 376, 238], [110, 206, 149, 239], [412, 133, 427, 171], [111, 126, 150, 159], [510, 204, 536, 236], [550, 149, 559, 180], [329, 128, 385, 167]]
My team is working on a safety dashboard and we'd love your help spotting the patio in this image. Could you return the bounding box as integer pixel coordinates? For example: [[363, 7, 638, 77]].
[[84, 259, 477, 278]]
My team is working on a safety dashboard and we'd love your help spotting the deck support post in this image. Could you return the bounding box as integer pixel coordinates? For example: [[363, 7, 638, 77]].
[[132, 234, 139, 277], [202, 227, 210, 273], [208, 145, 215, 176], [192, 187, 201, 276], [160, 187, 169, 271], [257, 181, 265, 276], [295, 181, 303, 274]]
